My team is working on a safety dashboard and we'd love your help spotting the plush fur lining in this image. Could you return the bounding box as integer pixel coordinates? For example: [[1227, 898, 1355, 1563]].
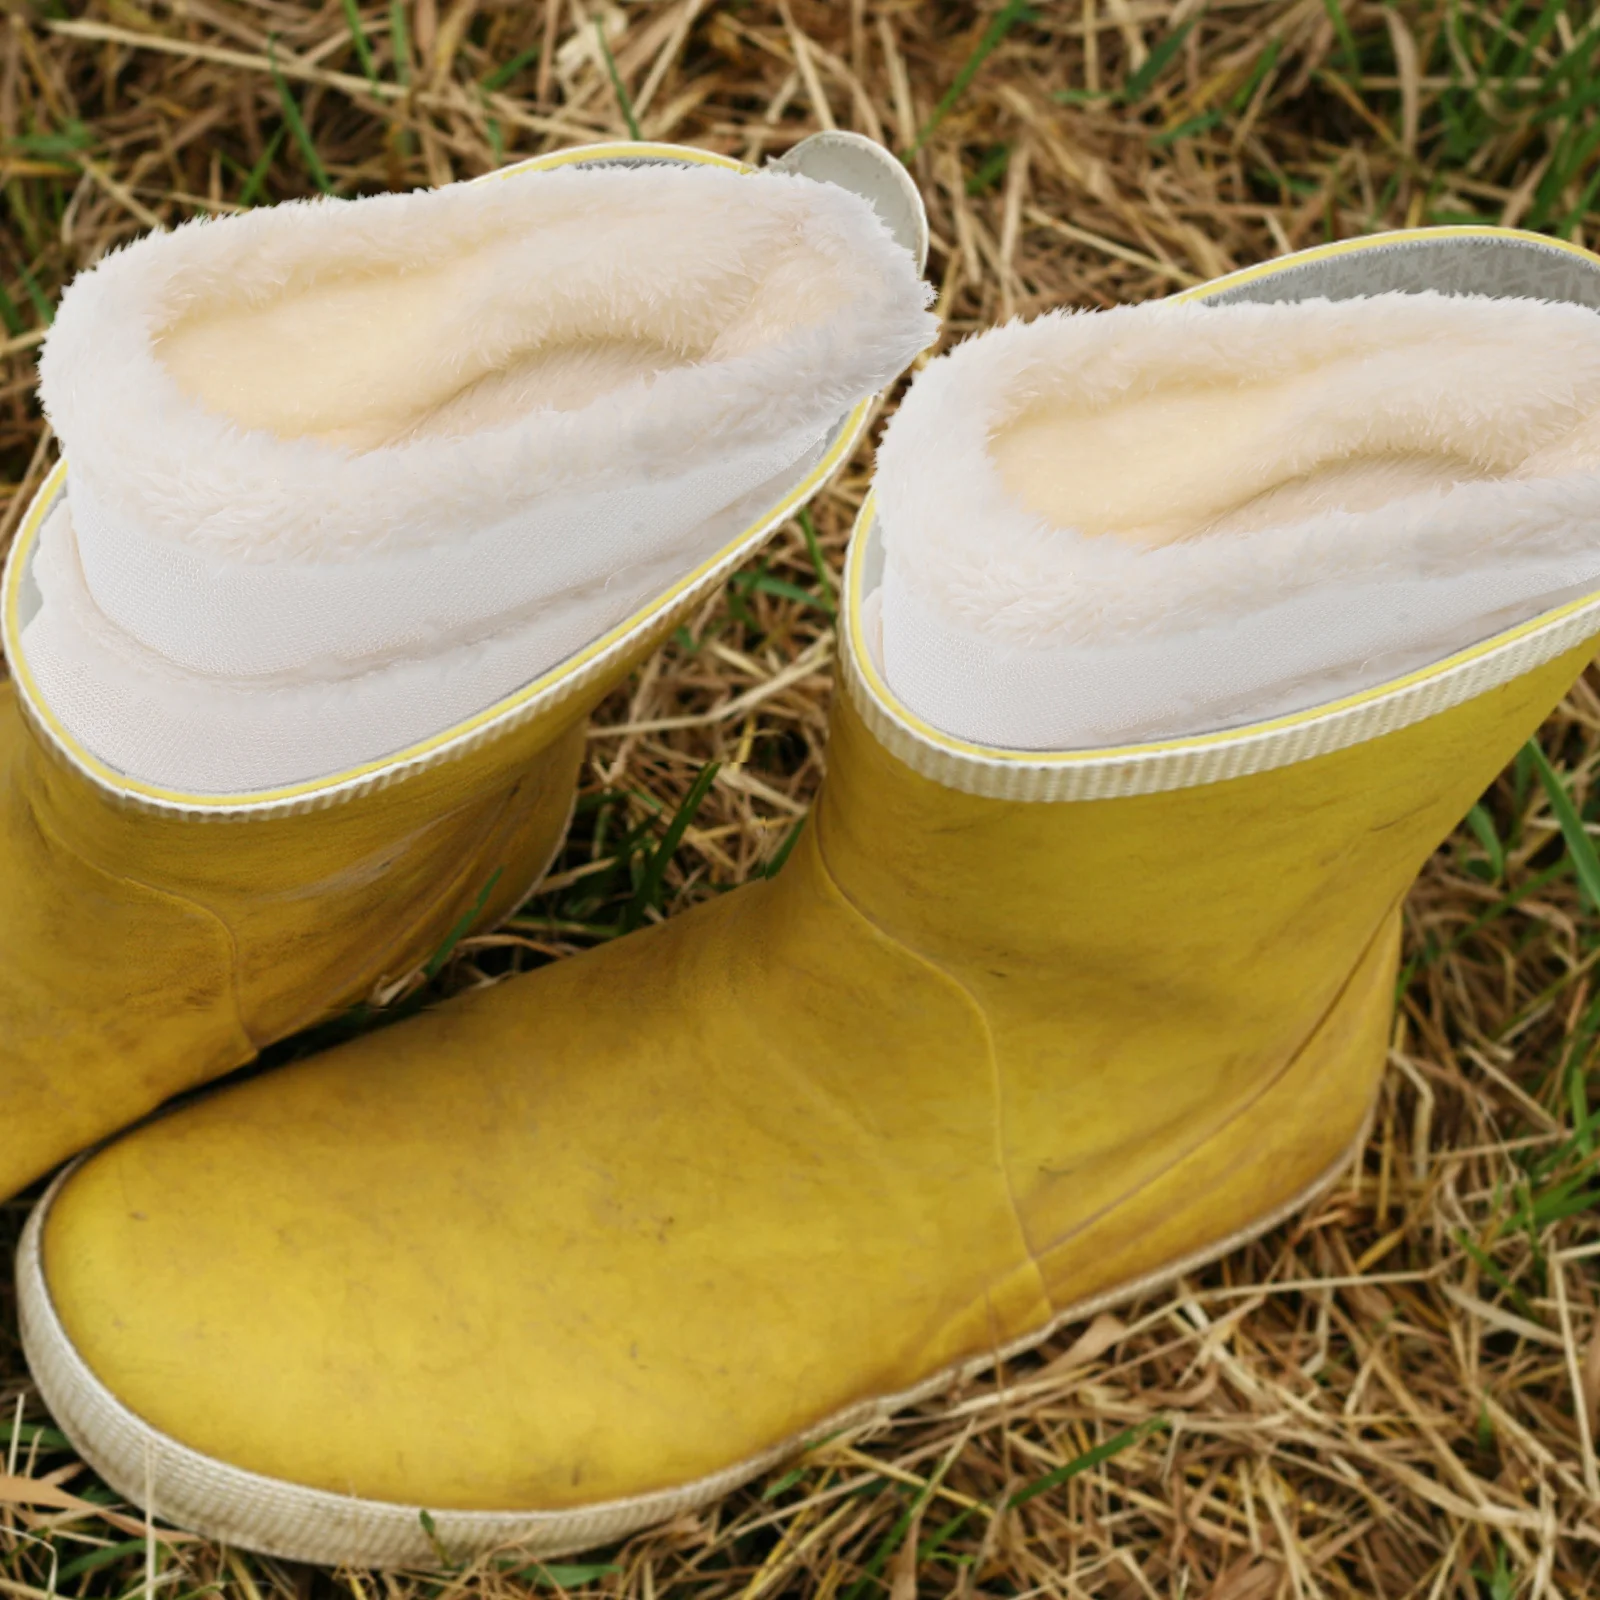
[[41, 164, 934, 560], [875, 293, 1600, 647]]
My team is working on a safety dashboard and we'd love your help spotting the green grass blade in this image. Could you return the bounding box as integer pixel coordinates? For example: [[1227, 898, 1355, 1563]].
[[58, 1542, 150, 1583], [1571, 1058, 1594, 1157], [1525, 23, 1600, 229], [1006, 1418, 1164, 1509], [238, 124, 286, 206], [1513, 11, 1600, 102], [917, 1503, 978, 1561], [1476, 0, 1530, 82], [416, 1507, 456, 1569], [1121, 19, 1195, 104], [0, 277, 24, 336], [1532, 76, 1600, 130], [1513, 741, 1536, 820], [1497, 0, 1569, 88], [1149, 109, 1224, 146], [1466, 802, 1506, 880], [1230, 39, 1281, 112], [1482, 1545, 1517, 1600], [1455, 1229, 1535, 1319], [1547, 105, 1600, 234], [269, 41, 333, 194], [797, 507, 837, 618], [15, 258, 52, 324], [842, 1448, 957, 1600], [483, 42, 541, 93], [11, 120, 93, 160], [1401, 858, 1564, 981], [764, 817, 807, 879], [907, 1, 1036, 157], [501, 1563, 622, 1589], [389, 0, 412, 87], [0, 1418, 70, 1450], [596, 20, 641, 140], [1531, 1178, 1600, 1229], [1527, 740, 1600, 913], [725, 580, 759, 631], [423, 868, 503, 980], [1559, 151, 1600, 238], [7, 180, 42, 256], [762, 1464, 809, 1500], [621, 761, 721, 931], [730, 567, 836, 615], [964, 142, 1011, 192], [339, 0, 377, 85], [1320, 0, 1361, 83]]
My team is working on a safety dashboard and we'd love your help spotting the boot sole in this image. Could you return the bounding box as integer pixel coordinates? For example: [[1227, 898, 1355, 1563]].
[[16, 1109, 1369, 1571]]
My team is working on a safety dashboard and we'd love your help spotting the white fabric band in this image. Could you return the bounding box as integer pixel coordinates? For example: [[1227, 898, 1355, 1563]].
[[65, 425, 822, 679], [875, 556, 1600, 751]]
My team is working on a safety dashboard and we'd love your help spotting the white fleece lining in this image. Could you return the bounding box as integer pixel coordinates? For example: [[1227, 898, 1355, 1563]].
[[45, 162, 931, 560], [874, 291, 1600, 750], [27, 159, 934, 791]]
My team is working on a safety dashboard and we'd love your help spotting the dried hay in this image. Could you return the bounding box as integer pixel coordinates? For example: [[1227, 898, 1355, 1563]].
[[4, 3, 1600, 1596]]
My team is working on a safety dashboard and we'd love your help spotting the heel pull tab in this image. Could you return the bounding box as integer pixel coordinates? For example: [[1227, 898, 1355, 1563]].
[[772, 131, 929, 271]]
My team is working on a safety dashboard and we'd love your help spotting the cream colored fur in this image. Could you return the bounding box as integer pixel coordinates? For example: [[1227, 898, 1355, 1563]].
[[877, 292, 1600, 647], [41, 163, 934, 558]]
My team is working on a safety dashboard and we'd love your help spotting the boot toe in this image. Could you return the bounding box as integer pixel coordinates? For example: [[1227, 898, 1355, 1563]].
[[19, 856, 1030, 1569]]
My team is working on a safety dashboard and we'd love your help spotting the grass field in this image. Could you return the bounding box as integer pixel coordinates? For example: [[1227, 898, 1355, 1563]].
[[6, 1, 1600, 1595]]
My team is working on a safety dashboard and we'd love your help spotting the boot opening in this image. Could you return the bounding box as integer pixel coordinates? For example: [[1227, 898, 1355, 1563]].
[[872, 243, 1600, 751], [20, 157, 936, 794]]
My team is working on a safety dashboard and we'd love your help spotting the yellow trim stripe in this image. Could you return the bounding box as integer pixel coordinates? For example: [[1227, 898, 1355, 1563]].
[[489, 142, 743, 180]]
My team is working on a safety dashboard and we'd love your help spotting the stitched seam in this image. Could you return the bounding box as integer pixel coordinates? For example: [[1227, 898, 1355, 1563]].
[[1025, 899, 1399, 1274], [263, 785, 530, 1039], [811, 760, 1398, 1326], [25, 791, 255, 1059], [809, 800, 1055, 1327]]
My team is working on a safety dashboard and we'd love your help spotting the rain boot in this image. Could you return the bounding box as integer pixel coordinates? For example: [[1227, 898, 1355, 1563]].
[[0, 134, 932, 1199], [21, 227, 1600, 1568]]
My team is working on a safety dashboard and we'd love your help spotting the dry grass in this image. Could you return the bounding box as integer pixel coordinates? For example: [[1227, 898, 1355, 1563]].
[[5, 1, 1600, 1595]]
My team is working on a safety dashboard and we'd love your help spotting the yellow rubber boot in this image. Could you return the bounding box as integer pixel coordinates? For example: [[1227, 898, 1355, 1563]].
[[22, 228, 1600, 1569], [0, 136, 931, 1199]]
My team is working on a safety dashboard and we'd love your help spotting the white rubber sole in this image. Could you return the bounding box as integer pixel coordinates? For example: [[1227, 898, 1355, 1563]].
[[16, 1115, 1368, 1571]]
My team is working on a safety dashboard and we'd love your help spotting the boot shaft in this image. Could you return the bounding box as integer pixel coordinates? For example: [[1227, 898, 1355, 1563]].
[[818, 497, 1600, 1282], [819, 225, 1600, 1224], [6, 464, 611, 1040]]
